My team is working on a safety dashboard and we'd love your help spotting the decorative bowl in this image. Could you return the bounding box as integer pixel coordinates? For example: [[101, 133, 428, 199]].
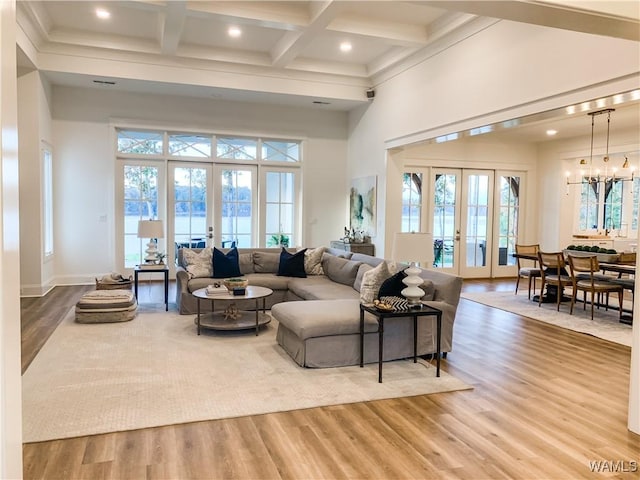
[[223, 278, 249, 290]]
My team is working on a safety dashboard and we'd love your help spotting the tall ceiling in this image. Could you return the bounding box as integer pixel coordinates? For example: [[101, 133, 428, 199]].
[[15, 0, 640, 142]]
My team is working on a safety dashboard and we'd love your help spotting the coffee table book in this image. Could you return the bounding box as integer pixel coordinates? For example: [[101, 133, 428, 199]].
[[205, 285, 228, 296], [137, 264, 167, 270]]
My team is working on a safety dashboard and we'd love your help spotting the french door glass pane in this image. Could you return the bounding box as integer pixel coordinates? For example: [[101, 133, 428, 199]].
[[465, 175, 489, 267], [498, 176, 519, 266], [173, 167, 208, 251], [221, 169, 253, 248], [265, 171, 295, 247], [433, 174, 456, 268], [402, 172, 422, 233], [124, 165, 159, 267]]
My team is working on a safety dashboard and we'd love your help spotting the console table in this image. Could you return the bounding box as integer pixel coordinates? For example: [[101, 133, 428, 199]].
[[329, 241, 375, 256]]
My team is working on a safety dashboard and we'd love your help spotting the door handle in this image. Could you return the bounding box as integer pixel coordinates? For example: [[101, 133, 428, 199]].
[[454, 230, 460, 241]]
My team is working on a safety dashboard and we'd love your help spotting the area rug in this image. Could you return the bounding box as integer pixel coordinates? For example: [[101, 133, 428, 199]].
[[461, 291, 633, 346], [22, 307, 471, 443]]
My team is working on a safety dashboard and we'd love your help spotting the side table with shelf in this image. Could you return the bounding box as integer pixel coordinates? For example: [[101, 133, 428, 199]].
[[329, 241, 375, 256], [359, 303, 442, 383], [134, 266, 169, 311]]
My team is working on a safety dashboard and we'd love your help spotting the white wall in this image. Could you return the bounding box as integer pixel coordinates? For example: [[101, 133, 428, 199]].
[[18, 71, 54, 295], [49, 86, 348, 285], [348, 19, 640, 257]]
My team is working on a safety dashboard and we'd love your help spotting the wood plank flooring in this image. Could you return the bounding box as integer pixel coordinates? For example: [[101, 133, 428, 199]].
[[21, 279, 640, 479]]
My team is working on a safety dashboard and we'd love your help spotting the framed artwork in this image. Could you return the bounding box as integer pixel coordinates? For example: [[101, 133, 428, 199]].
[[350, 176, 377, 237]]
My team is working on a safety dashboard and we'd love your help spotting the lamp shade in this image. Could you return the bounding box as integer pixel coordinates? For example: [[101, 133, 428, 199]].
[[137, 220, 164, 239], [392, 232, 433, 264]]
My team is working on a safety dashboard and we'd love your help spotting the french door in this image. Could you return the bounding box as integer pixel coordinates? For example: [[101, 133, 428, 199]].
[[431, 169, 494, 278], [167, 162, 257, 269]]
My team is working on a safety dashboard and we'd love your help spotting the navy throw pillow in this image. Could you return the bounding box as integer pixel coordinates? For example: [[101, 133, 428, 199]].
[[277, 248, 307, 278], [377, 269, 408, 298], [212, 247, 242, 279]]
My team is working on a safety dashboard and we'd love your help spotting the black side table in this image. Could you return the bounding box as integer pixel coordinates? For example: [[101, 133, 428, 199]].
[[134, 266, 169, 311], [360, 303, 442, 383]]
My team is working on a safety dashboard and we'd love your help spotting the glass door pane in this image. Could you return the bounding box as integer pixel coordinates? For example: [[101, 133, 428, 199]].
[[432, 171, 460, 273], [218, 167, 255, 248], [461, 171, 493, 278], [498, 175, 520, 267], [170, 164, 211, 266], [264, 170, 296, 247]]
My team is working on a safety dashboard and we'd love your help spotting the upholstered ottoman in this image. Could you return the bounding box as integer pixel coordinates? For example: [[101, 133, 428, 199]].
[[75, 289, 138, 323]]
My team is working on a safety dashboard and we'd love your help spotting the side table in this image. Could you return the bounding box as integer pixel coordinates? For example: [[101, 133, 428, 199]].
[[134, 266, 169, 311], [359, 303, 442, 383]]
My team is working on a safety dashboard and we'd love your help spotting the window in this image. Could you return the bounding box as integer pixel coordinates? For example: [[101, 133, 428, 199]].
[[123, 164, 160, 267], [116, 127, 302, 269], [169, 134, 212, 158], [117, 130, 163, 155], [402, 172, 422, 232], [633, 178, 639, 231], [577, 178, 625, 232], [42, 145, 54, 258], [264, 170, 296, 247]]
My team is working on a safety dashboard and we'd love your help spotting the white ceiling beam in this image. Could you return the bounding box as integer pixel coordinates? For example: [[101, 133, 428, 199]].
[[327, 15, 428, 47], [185, 1, 307, 30], [158, 1, 186, 55], [271, 1, 343, 69], [417, 0, 640, 41]]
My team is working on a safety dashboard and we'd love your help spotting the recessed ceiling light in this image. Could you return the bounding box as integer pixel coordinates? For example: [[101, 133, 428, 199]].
[[228, 26, 242, 38], [92, 79, 116, 86], [546, 129, 558, 136], [95, 8, 110, 19], [339, 42, 352, 53], [312, 100, 331, 105]]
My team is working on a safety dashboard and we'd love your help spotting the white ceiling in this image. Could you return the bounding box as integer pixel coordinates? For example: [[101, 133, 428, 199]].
[[15, 0, 640, 144]]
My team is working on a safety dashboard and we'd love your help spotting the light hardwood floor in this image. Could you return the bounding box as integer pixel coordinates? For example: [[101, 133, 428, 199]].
[[22, 279, 639, 479]]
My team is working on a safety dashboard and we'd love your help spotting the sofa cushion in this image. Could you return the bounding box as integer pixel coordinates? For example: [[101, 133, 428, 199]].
[[253, 251, 281, 273], [288, 277, 360, 301], [360, 261, 398, 303], [244, 273, 291, 291], [350, 253, 384, 267], [353, 264, 373, 292], [182, 248, 213, 278], [272, 299, 378, 339], [278, 248, 307, 278], [304, 247, 325, 275], [321, 253, 362, 286], [213, 247, 242, 278], [239, 253, 255, 274]]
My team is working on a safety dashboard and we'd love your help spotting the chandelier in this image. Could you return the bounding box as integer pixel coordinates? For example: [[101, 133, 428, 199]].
[[566, 108, 635, 189]]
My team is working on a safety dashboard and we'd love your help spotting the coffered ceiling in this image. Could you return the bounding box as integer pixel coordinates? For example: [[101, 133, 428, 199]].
[[15, 1, 640, 142]]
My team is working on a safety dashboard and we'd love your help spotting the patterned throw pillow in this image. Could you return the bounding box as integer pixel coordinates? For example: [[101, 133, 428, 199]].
[[360, 261, 398, 304], [182, 248, 213, 278], [304, 247, 325, 275]]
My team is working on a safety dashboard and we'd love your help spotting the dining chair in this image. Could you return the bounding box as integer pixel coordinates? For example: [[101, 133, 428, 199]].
[[537, 251, 572, 311], [515, 244, 542, 299], [567, 254, 623, 320]]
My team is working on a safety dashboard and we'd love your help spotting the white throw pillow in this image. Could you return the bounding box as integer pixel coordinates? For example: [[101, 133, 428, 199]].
[[359, 261, 398, 304], [182, 248, 213, 278], [304, 247, 325, 275]]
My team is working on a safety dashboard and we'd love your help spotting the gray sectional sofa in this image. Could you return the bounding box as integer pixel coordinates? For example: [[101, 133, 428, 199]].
[[175, 246, 463, 368]]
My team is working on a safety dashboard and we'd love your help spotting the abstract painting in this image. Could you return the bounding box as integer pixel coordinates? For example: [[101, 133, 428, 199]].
[[350, 176, 377, 237]]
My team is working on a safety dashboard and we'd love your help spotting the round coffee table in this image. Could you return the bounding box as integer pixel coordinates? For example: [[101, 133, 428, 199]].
[[192, 285, 273, 336]]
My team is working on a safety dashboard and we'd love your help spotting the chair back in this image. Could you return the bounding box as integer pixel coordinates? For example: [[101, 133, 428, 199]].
[[567, 254, 598, 285], [516, 244, 539, 268], [538, 251, 565, 270], [618, 252, 636, 265]]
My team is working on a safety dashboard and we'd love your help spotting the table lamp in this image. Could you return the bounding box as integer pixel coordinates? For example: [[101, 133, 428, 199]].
[[392, 232, 433, 306], [138, 220, 164, 264]]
